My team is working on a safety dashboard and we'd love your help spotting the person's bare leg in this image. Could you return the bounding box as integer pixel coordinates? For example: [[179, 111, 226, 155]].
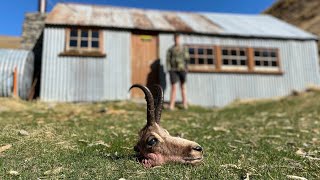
[[169, 83, 177, 110], [181, 83, 188, 109]]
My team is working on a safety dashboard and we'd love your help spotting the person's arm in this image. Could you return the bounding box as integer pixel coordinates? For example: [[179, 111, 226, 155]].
[[166, 49, 172, 71], [184, 47, 190, 70], [184, 47, 190, 62]]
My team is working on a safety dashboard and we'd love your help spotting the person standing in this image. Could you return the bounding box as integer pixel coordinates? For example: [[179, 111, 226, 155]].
[[166, 34, 190, 110]]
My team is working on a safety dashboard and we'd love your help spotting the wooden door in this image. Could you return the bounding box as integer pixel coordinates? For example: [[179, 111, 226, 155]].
[[131, 33, 159, 98]]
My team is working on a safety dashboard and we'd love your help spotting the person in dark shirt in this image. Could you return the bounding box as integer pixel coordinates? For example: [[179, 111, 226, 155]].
[[166, 34, 190, 110]]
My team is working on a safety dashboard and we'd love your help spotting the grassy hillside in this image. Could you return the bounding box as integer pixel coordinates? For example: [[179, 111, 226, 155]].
[[0, 90, 320, 179], [0, 36, 21, 49], [265, 0, 320, 55]]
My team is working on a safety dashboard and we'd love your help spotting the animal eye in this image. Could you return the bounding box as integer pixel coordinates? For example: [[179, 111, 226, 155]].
[[147, 138, 158, 146]]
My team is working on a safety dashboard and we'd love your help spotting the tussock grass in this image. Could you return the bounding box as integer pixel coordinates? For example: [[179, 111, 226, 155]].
[[0, 91, 320, 179]]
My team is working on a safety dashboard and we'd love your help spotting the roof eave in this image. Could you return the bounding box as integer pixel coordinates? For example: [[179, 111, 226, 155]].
[[44, 23, 318, 41]]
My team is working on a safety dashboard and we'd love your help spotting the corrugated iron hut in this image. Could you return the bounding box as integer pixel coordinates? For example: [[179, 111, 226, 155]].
[[0, 49, 34, 99], [40, 3, 320, 106]]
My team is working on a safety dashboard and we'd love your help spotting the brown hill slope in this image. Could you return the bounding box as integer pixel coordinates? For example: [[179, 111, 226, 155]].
[[0, 36, 21, 49], [265, 0, 320, 54]]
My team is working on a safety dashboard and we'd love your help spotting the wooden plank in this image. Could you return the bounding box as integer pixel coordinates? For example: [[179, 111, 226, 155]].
[[215, 45, 222, 70], [99, 30, 104, 53], [28, 77, 38, 101], [188, 68, 284, 75], [247, 48, 255, 72], [276, 48, 282, 71]]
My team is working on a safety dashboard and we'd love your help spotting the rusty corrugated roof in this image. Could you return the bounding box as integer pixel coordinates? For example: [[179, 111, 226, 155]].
[[45, 3, 317, 40], [46, 3, 222, 34]]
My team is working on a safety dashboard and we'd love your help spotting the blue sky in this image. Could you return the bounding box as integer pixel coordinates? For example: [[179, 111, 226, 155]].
[[0, 0, 276, 36]]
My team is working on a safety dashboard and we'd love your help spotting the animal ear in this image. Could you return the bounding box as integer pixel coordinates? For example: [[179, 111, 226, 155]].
[[153, 85, 163, 124], [129, 84, 155, 126]]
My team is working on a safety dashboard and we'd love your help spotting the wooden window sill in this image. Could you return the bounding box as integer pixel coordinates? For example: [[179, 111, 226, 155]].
[[188, 68, 284, 75], [59, 50, 106, 57], [188, 65, 215, 72]]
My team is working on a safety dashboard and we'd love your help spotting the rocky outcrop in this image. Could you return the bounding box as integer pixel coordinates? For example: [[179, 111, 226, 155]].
[[265, 0, 320, 55]]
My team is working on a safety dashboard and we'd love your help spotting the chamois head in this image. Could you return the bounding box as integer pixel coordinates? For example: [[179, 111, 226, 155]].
[[130, 84, 203, 168]]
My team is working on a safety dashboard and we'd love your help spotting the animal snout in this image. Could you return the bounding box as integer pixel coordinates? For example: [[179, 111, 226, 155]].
[[192, 145, 203, 152]]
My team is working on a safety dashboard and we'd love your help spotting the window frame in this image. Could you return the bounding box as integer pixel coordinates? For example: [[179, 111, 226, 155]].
[[185, 44, 283, 75], [220, 46, 249, 71], [60, 27, 105, 57], [186, 45, 216, 72], [252, 48, 282, 73]]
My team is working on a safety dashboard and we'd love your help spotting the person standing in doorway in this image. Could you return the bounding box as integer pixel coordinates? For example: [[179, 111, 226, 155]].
[[166, 34, 190, 110]]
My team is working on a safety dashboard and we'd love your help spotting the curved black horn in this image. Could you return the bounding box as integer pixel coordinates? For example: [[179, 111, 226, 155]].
[[129, 84, 155, 126], [153, 85, 164, 124]]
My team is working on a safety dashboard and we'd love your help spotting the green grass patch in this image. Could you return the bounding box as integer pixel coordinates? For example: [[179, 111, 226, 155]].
[[0, 91, 320, 179]]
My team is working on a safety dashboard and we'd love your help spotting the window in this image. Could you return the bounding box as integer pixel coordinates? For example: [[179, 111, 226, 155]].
[[61, 28, 105, 57], [186, 45, 216, 71], [185, 44, 282, 74], [221, 47, 248, 70], [254, 48, 280, 71]]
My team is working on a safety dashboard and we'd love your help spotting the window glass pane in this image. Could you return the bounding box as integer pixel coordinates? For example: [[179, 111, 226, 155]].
[[240, 50, 245, 56], [198, 58, 205, 64], [271, 61, 277, 67], [223, 59, 229, 65], [69, 40, 77, 47], [81, 30, 89, 38], [232, 59, 237, 65], [68, 29, 104, 51], [240, 60, 246, 66], [92, 31, 99, 38], [92, 41, 99, 48], [81, 41, 88, 47], [207, 58, 214, 65], [253, 48, 279, 69], [207, 49, 213, 55], [189, 48, 195, 55], [198, 48, 204, 55], [231, 50, 237, 56], [222, 49, 228, 55], [70, 29, 78, 37], [190, 58, 196, 64]]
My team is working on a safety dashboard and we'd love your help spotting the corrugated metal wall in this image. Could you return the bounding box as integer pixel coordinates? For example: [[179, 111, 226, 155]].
[[0, 49, 34, 99], [159, 34, 320, 107], [40, 27, 131, 102], [41, 27, 320, 106]]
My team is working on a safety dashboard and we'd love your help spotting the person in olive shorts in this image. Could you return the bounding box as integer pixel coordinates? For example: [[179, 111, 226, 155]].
[[166, 34, 190, 110]]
